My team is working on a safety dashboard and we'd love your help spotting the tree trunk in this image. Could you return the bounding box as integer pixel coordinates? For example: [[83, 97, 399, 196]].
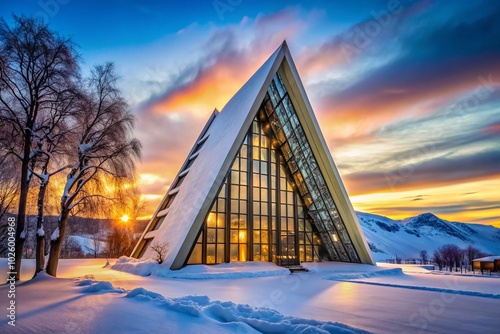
[[14, 134, 31, 280], [46, 208, 70, 277], [34, 180, 48, 276]]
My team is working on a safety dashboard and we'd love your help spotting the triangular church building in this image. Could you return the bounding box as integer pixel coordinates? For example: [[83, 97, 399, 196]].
[[132, 42, 374, 269]]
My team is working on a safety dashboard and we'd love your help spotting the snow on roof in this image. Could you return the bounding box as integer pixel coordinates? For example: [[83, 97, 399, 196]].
[[472, 256, 500, 262], [142, 43, 287, 268]]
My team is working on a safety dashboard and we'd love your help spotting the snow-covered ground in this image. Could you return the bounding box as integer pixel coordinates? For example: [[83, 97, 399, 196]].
[[1, 259, 499, 333]]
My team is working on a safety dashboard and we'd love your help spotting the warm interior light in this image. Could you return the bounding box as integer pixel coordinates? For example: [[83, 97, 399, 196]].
[[332, 233, 339, 242], [121, 215, 129, 223], [239, 230, 247, 242]]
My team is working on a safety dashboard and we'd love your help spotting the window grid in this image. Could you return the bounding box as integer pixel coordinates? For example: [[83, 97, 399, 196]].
[[264, 73, 360, 263]]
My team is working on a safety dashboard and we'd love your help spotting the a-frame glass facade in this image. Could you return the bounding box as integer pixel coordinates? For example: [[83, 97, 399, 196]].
[[186, 72, 361, 266]]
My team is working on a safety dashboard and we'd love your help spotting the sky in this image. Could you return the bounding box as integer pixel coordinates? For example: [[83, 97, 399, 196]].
[[1, 0, 499, 226]]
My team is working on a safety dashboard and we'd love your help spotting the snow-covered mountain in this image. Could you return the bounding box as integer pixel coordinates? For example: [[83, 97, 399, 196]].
[[357, 212, 500, 261]]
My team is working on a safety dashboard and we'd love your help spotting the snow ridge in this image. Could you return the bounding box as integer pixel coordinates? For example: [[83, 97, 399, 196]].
[[74, 279, 369, 333], [124, 286, 370, 333]]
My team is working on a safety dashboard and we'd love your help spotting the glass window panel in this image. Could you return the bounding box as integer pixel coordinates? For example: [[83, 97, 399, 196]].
[[253, 230, 261, 243], [269, 82, 281, 106], [264, 98, 274, 115], [260, 161, 268, 174], [217, 213, 225, 227], [261, 175, 268, 188], [253, 216, 260, 228], [239, 186, 247, 200], [238, 230, 247, 243], [231, 170, 239, 184], [261, 188, 268, 202], [274, 75, 286, 97], [287, 192, 294, 203], [253, 189, 260, 201], [253, 205, 260, 215], [306, 246, 313, 261], [230, 214, 239, 228], [261, 231, 269, 244], [261, 216, 268, 229], [217, 245, 225, 263], [220, 183, 227, 198], [253, 133, 260, 146], [207, 228, 216, 243], [230, 244, 238, 261], [207, 244, 216, 264], [231, 185, 239, 199], [298, 219, 305, 232], [217, 198, 225, 211], [280, 191, 287, 203], [239, 172, 248, 186], [239, 245, 247, 261], [239, 216, 247, 228], [253, 160, 259, 173], [261, 203, 268, 214], [261, 148, 268, 161], [252, 121, 259, 133], [239, 201, 247, 214], [207, 212, 217, 228], [253, 173, 260, 187], [280, 177, 287, 190], [217, 229, 225, 243], [253, 245, 261, 261], [253, 147, 260, 160], [232, 159, 239, 171], [277, 129, 286, 143], [240, 158, 248, 172], [187, 244, 202, 264], [261, 135, 268, 148], [240, 144, 247, 158], [231, 200, 239, 213], [230, 230, 239, 243]]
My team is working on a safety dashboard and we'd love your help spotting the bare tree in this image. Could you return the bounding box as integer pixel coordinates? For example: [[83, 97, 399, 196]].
[[420, 250, 428, 264], [432, 250, 443, 270], [0, 154, 18, 221], [60, 234, 83, 259], [0, 16, 79, 279], [106, 225, 134, 258], [87, 220, 105, 258], [464, 245, 487, 267], [46, 62, 141, 276], [150, 242, 168, 264], [31, 90, 76, 275], [433, 244, 464, 271]]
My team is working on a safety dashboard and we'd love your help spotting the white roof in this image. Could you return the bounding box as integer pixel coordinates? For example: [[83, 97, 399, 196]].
[[473, 256, 500, 262]]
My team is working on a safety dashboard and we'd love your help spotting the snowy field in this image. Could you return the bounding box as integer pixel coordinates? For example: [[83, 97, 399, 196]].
[[1, 259, 499, 333]]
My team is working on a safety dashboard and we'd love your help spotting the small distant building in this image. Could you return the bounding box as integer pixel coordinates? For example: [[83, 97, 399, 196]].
[[472, 256, 500, 274]]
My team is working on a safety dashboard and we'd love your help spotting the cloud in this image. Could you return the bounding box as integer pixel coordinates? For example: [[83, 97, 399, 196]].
[[309, 1, 500, 138], [345, 148, 500, 194]]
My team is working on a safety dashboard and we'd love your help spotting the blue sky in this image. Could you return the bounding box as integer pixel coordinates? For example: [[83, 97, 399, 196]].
[[2, 0, 499, 225]]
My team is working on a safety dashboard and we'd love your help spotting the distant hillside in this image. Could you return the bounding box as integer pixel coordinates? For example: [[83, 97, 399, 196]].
[[357, 212, 500, 261]]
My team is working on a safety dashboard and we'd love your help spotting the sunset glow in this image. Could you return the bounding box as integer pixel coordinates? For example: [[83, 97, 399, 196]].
[[4, 1, 498, 227]]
